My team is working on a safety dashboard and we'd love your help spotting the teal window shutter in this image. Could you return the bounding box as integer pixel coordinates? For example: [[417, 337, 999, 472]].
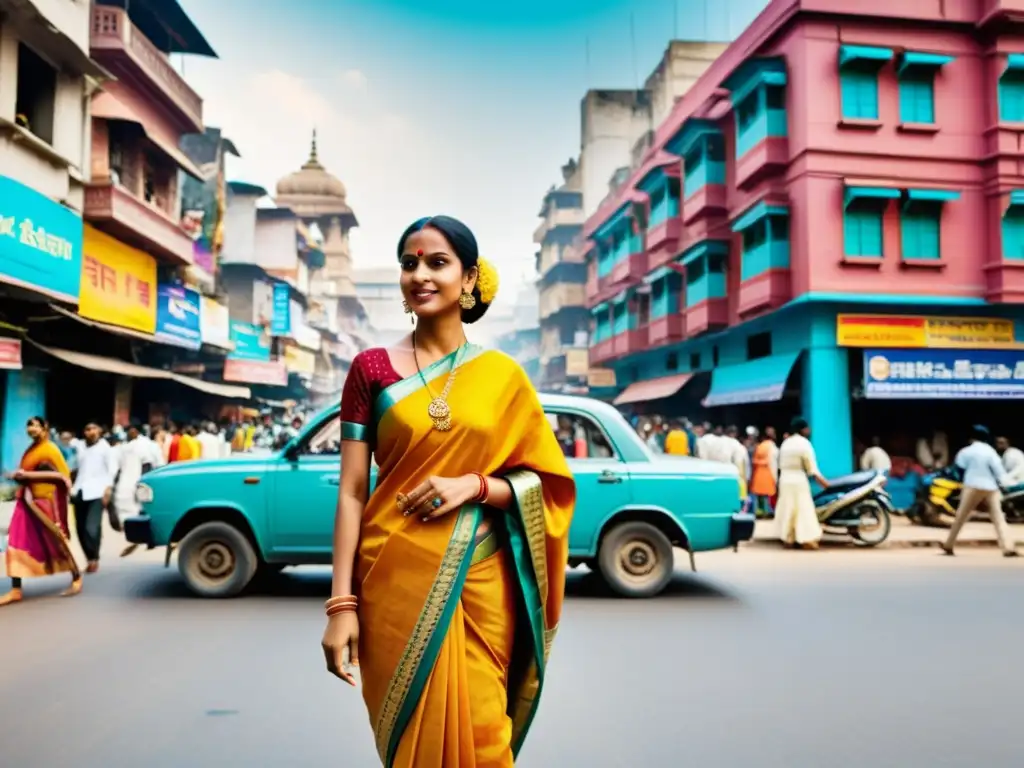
[[840, 68, 879, 119], [899, 73, 935, 123], [844, 201, 885, 257], [901, 202, 942, 259], [686, 258, 707, 307], [1000, 72, 1024, 122], [1003, 205, 1024, 259]]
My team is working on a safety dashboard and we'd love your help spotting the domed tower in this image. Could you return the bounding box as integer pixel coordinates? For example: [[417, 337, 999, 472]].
[[275, 130, 359, 297]]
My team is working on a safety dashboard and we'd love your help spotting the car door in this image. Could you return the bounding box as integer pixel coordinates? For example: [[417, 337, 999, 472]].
[[267, 415, 341, 559], [545, 408, 632, 554]]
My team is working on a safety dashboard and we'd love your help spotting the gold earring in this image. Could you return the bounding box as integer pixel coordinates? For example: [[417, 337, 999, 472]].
[[402, 299, 415, 324], [458, 291, 477, 310]]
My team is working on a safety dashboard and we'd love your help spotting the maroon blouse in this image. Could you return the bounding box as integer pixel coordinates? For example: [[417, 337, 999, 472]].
[[340, 348, 403, 443]]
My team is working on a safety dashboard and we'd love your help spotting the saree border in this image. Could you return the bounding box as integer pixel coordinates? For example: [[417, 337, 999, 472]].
[[7, 491, 80, 580], [503, 469, 555, 756], [375, 504, 483, 766], [340, 421, 368, 441], [371, 343, 487, 431]]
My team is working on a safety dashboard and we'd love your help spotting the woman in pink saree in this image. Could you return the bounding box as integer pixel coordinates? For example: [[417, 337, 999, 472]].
[[1, 416, 80, 606]]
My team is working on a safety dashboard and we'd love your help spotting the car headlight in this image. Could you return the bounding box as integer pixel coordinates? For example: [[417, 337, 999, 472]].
[[135, 482, 154, 504]]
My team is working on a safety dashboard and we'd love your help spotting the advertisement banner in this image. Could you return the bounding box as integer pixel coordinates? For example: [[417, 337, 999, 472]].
[[272, 282, 291, 335], [863, 348, 1024, 399], [0, 175, 83, 302], [228, 321, 271, 361], [0, 338, 22, 370], [223, 358, 287, 386], [838, 314, 1017, 349], [200, 296, 231, 348], [155, 284, 201, 348], [80, 225, 157, 332], [252, 280, 272, 326], [284, 345, 317, 375]]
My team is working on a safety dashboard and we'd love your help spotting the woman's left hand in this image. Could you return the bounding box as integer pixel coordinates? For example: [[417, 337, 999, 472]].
[[11, 469, 25, 482], [399, 475, 481, 521]]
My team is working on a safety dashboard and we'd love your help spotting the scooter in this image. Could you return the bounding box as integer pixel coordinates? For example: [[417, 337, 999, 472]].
[[812, 470, 894, 546]]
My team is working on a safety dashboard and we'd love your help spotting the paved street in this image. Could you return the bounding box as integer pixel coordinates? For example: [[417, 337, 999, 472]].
[[1, 532, 1022, 768]]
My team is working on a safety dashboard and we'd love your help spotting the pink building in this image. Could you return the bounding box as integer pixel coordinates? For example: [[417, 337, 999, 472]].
[[585, 0, 1024, 480]]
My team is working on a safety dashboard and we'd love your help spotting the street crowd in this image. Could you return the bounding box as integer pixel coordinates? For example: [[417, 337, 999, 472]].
[[625, 417, 1020, 557], [1, 411, 312, 607]]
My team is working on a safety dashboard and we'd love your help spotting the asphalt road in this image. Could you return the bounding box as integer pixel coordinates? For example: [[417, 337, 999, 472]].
[[1, 547, 1021, 768]]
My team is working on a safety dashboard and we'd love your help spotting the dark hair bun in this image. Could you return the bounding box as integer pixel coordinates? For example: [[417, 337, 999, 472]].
[[397, 215, 492, 324]]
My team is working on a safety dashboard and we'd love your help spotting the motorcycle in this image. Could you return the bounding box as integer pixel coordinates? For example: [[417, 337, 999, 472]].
[[908, 464, 1024, 527], [906, 466, 962, 528], [812, 470, 894, 546]]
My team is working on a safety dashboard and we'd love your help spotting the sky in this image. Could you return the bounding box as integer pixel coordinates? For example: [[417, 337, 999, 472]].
[[176, 0, 768, 312]]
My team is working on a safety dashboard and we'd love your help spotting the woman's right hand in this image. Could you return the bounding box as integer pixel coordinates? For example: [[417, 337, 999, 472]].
[[321, 612, 360, 686]]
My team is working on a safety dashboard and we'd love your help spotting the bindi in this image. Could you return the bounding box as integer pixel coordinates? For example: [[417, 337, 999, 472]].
[[416, 249, 423, 256]]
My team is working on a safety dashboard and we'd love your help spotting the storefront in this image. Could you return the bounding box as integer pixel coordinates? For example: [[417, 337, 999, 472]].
[[0, 175, 83, 474], [839, 314, 1024, 481], [223, 320, 287, 387]]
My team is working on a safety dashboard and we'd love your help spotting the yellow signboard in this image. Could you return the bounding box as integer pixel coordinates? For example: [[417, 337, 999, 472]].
[[80, 225, 157, 333], [284, 345, 317, 375], [837, 314, 1017, 350]]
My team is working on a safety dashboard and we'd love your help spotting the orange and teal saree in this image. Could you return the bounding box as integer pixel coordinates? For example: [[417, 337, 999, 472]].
[[341, 344, 575, 766], [5, 439, 78, 581]]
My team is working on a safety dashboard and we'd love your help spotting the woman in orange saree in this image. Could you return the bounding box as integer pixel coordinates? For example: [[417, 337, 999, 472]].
[[321, 216, 575, 767], [1, 416, 80, 606]]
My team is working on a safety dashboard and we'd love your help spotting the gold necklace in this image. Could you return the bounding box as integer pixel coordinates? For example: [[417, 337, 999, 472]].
[[413, 333, 465, 432]]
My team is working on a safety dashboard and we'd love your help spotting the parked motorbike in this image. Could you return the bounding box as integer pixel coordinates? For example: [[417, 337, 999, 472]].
[[906, 466, 962, 528], [812, 470, 894, 546], [908, 464, 1024, 526]]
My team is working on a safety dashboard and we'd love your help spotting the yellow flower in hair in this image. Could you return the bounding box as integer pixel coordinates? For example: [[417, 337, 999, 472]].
[[476, 257, 499, 305]]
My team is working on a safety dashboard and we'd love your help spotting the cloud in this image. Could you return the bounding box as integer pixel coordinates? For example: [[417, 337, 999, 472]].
[[339, 68, 368, 90]]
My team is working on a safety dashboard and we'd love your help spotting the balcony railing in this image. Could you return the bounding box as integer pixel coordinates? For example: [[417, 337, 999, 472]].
[[685, 297, 728, 337], [590, 338, 616, 366], [609, 252, 648, 287], [91, 6, 203, 132], [612, 329, 646, 358], [647, 315, 685, 347], [84, 182, 194, 266]]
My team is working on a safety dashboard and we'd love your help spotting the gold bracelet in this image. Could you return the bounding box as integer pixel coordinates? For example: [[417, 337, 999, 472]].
[[325, 594, 357, 606], [326, 603, 358, 617]]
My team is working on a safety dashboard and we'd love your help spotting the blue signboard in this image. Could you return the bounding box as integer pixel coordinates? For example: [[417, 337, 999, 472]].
[[155, 283, 201, 348], [863, 348, 1024, 399], [271, 281, 291, 335], [0, 175, 83, 302], [228, 320, 271, 362]]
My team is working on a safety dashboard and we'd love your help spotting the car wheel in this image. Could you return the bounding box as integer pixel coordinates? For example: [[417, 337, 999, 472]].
[[598, 521, 674, 598], [177, 521, 258, 598]]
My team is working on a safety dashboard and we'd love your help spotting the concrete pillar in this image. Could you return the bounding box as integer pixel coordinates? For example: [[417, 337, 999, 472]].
[[801, 346, 853, 479]]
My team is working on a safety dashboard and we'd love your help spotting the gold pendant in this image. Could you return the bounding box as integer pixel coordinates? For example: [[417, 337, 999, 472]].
[[427, 398, 452, 432]]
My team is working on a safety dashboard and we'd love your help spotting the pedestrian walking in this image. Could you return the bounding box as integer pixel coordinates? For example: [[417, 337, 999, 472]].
[[1, 416, 80, 607], [750, 426, 779, 518], [776, 418, 830, 550], [941, 425, 1018, 557], [71, 422, 116, 574]]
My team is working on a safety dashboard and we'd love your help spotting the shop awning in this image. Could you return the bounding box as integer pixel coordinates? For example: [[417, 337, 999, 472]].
[[703, 352, 801, 407], [28, 340, 251, 400], [613, 374, 693, 406], [91, 91, 204, 180], [49, 304, 196, 350]]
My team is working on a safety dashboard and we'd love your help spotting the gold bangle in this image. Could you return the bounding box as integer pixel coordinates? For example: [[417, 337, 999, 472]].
[[326, 604, 358, 617], [325, 594, 358, 606]]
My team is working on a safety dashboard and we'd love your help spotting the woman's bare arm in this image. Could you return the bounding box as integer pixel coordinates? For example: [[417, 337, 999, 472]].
[[331, 440, 370, 597], [483, 476, 513, 510]]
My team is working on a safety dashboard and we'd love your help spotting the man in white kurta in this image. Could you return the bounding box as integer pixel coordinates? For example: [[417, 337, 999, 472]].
[[776, 419, 830, 549], [996, 435, 1024, 485]]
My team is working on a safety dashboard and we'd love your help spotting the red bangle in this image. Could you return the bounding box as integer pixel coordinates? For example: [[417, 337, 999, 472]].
[[471, 472, 488, 504]]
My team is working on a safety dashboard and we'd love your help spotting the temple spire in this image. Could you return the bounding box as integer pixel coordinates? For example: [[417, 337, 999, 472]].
[[309, 128, 318, 163]]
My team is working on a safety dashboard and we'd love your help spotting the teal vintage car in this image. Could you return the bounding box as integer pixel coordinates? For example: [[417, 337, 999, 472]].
[[125, 393, 753, 599]]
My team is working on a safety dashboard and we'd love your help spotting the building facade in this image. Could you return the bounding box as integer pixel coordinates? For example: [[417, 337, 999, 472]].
[[0, 0, 102, 472], [583, 0, 1024, 478], [354, 267, 408, 347], [535, 159, 590, 392]]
